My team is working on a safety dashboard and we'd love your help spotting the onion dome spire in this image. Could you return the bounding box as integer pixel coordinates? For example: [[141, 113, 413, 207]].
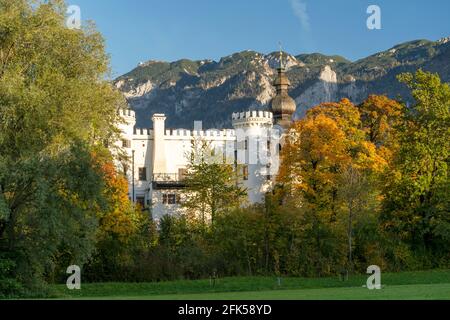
[[270, 43, 296, 129]]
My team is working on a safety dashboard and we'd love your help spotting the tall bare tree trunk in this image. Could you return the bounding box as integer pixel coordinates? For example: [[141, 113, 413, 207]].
[[348, 204, 353, 273]]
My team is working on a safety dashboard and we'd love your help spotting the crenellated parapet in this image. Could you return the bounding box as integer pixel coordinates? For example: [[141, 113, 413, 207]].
[[232, 110, 273, 121], [133, 128, 153, 136], [164, 128, 236, 138], [118, 108, 136, 128], [232, 110, 273, 128], [118, 108, 136, 118]]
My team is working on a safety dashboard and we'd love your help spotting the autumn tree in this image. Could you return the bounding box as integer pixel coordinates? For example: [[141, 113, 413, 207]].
[[82, 152, 153, 282], [97, 160, 143, 243], [358, 95, 405, 164], [359, 95, 404, 146], [278, 98, 387, 274]]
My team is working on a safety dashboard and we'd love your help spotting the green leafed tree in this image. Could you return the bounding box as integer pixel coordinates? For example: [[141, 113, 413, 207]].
[[182, 138, 247, 226], [0, 0, 125, 294], [381, 70, 450, 267]]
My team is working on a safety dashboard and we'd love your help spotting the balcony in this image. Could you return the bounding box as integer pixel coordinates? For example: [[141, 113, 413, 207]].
[[152, 173, 186, 190]]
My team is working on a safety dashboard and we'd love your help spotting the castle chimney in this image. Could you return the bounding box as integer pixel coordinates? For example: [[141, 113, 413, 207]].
[[152, 114, 167, 174]]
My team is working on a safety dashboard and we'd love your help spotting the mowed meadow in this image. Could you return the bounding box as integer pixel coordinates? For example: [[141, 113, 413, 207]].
[[50, 270, 450, 300]]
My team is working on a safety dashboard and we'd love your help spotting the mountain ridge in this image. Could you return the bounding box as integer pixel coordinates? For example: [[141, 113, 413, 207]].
[[115, 37, 450, 129]]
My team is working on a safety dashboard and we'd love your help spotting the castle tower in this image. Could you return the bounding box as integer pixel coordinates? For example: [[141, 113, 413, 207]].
[[232, 111, 273, 204], [118, 107, 136, 138], [115, 108, 136, 197], [116, 108, 136, 157], [270, 51, 296, 129]]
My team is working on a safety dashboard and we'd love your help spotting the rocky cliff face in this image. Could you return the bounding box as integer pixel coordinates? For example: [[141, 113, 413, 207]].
[[114, 38, 450, 129]]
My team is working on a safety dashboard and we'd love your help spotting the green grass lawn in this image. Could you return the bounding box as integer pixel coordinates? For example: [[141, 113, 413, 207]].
[[101, 283, 450, 300], [51, 269, 450, 300]]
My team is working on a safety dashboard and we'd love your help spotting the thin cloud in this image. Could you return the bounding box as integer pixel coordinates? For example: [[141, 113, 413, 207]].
[[290, 0, 311, 31]]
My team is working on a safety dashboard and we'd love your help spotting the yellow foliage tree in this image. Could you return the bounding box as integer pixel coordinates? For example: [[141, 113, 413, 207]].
[[98, 161, 143, 243], [279, 98, 387, 203], [278, 98, 390, 272], [358, 95, 404, 164], [91, 152, 147, 245], [278, 113, 350, 210]]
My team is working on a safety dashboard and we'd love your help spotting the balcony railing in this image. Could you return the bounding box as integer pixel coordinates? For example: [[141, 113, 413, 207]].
[[152, 173, 186, 189], [152, 173, 185, 182]]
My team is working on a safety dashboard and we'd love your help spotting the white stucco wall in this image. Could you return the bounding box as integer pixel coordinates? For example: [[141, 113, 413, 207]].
[[117, 109, 277, 221]]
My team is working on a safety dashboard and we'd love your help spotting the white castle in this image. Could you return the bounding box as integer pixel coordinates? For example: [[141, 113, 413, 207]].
[[115, 61, 297, 220]]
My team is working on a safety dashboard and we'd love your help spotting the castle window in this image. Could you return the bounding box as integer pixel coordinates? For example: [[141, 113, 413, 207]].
[[178, 168, 187, 181], [244, 139, 248, 151], [138, 167, 147, 181], [136, 196, 145, 208], [122, 139, 131, 148], [163, 193, 177, 205], [243, 165, 249, 181], [168, 194, 176, 204]]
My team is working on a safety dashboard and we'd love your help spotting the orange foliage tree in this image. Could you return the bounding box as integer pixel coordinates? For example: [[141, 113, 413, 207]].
[[279, 98, 387, 204], [97, 161, 143, 243], [83, 151, 153, 280], [358, 95, 404, 163], [277, 98, 392, 272], [89, 149, 150, 245]]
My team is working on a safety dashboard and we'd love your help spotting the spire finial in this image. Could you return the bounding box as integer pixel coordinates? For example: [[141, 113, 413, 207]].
[[278, 41, 284, 70]]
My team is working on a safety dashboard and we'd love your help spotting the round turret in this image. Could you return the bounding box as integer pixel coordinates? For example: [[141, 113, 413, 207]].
[[118, 107, 136, 125], [117, 107, 136, 138], [232, 110, 273, 129]]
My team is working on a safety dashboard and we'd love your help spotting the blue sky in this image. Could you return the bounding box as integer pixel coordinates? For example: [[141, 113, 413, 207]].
[[71, 0, 450, 78]]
